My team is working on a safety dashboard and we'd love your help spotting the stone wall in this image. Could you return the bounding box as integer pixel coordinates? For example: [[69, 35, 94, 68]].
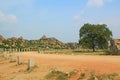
[[110, 39, 120, 55]]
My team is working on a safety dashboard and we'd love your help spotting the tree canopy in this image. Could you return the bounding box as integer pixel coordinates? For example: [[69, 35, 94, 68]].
[[79, 23, 112, 52]]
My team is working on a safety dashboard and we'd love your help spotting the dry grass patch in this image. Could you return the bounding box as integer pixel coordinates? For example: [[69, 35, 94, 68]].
[[45, 69, 120, 80]]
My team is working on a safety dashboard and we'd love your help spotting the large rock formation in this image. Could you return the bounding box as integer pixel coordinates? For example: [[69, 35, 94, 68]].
[[109, 39, 120, 55]]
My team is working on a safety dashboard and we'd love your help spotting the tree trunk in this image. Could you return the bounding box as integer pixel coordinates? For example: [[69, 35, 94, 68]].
[[92, 38, 95, 52], [93, 46, 95, 52]]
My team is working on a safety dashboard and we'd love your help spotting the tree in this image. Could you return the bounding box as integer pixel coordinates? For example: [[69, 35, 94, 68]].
[[79, 23, 112, 52]]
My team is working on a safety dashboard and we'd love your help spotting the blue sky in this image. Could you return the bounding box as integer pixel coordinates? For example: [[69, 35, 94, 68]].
[[0, 0, 120, 42]]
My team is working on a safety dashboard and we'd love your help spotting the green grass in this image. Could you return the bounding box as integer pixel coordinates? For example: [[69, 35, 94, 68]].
[[38, 49, 109, 55]]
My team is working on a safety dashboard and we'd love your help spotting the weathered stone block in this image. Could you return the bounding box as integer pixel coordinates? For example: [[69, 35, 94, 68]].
[[3, 52, 9, 59], [28, 58, 35, 70], [18, 56, 22, 65]]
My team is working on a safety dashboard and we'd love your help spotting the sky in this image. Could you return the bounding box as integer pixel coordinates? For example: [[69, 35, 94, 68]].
[[0, 0, 120, 42]]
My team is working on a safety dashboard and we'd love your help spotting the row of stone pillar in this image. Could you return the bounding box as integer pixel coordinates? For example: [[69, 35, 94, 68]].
[[3, 52, 35, 71], [0, 48, 38, 52]]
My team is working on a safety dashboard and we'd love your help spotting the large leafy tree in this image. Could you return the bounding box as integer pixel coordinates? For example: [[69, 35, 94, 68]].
[[79, 23, 112, 52]]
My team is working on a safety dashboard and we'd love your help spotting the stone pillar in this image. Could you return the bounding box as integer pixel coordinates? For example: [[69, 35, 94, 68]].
[[18, 56, 22, 65], [18, 48, 20, 52], [38, 49, 40, 53], [3, 52, 9, 59], [28, 48, 30, 52], [28, 58, 35, 70], [15, 49, 17, 52], [4, 48, 6, 52]]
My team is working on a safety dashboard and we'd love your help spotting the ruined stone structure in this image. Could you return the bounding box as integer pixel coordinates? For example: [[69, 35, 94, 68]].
[[17, 56, 22, 65], [28, 58, 35, 70], [3, 52, 9, 59], [110, 39, 120, 55]]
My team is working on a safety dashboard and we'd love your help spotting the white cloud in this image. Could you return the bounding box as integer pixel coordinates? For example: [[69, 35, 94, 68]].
[[87, 0, 112, 7], [87, 0, 104, 7], [0, 11, 16, 23]]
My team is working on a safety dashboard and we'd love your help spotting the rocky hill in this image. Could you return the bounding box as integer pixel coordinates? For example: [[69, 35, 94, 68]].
[[0, 35, 78, 50]]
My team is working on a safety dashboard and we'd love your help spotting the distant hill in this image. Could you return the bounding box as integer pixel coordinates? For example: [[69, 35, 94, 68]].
[[0, 35, 78, 50], [27, 35, 68, 49]]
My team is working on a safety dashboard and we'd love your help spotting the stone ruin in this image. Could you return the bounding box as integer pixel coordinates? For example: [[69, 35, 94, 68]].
[[3, 52, 9, 59], [17, 56, 22, 65], [27, 58, 35, 71], [109, 39, 120, 55]]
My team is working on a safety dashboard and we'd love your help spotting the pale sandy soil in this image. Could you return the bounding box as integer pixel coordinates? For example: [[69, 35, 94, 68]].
[[0, 52, 120, 80]]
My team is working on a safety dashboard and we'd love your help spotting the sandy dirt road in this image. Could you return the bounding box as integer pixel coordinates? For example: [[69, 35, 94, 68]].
[[0, 52, 120, 80]]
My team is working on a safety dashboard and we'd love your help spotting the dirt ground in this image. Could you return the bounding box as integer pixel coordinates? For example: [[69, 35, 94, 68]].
[[0, 52, 120, 80]]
